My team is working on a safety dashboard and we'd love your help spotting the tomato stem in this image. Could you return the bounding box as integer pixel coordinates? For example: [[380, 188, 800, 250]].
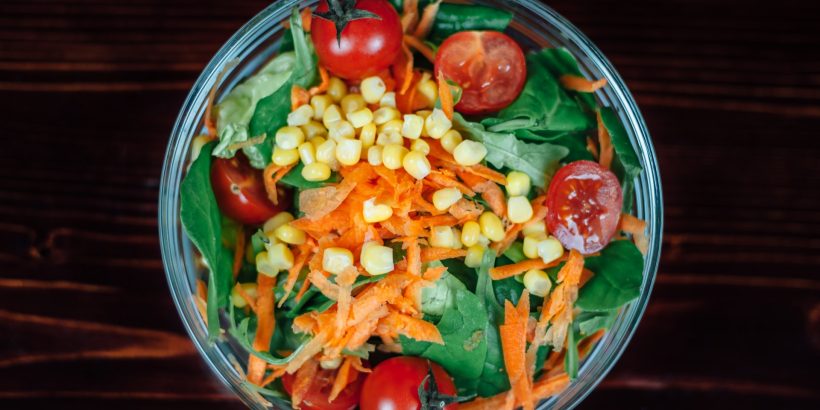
[[313, 0, 383, 46]]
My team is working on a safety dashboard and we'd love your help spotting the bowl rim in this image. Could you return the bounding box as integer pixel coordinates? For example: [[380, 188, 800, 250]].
[[158, 1, 663, 408]]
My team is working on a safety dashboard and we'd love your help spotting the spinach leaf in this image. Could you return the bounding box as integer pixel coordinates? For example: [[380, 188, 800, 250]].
[[441, 258, 477, 292], [474, 250, 510, 397], [599, 107, 643, 213], [493, 277, 544, 309], [482, 120, 594, 164], [502, 241, 526, 263], [388, 1, 512, 44], [277, 162, 339, 189], [454, 114, 568, 188], [576, 240, 644, 311], [536, 48, 597, 111], [576, 309, 619, 336], [248, 8, 318, 168], [401, 288, 489, 381], [421, 270, 467, 317], [565, 321, 580, 379], [180, 142, 232, 341]]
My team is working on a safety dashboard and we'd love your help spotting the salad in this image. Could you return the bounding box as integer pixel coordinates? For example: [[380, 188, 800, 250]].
[[179, 1, 649, 409]]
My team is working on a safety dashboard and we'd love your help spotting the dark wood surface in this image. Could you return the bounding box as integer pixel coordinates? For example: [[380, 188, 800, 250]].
[[1, 0, 819, 408]]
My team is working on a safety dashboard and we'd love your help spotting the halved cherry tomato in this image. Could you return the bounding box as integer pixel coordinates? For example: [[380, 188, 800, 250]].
[[546, 160, 623, 254], [210, 154, 287, 225], [282, 365, 364, 410], [360, 357, 458, 410], [434, 31, 526, 114]]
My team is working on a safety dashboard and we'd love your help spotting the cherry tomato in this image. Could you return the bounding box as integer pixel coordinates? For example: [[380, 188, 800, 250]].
[[210, 154, 287, 225], [312, 0, 403, 80], [546, 160, 623, 255], [434, 31, 526, 114], [360, 357, 458, 410], [282, 366, 364, 410]]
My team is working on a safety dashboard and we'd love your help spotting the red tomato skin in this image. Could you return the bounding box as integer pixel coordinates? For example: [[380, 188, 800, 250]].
[[434, 31, 526, 115], [360, 357, 458, 410], [312, 0, 403, 80], [546, 160, 623, 254], [210, 155, 285, 226], [282, 367, 364, 410]]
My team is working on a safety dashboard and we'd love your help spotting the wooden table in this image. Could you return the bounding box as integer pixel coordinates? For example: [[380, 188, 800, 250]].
[[1, 0, 818, 408]]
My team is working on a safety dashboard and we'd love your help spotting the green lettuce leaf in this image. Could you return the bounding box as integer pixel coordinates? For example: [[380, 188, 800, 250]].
[[576, 240, 644, 311]]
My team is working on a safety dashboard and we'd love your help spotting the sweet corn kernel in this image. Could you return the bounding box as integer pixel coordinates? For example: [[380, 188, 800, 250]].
[[363, 197, 393, 223], [410, 139, 430, 155], [417, 79, 438, 108], [522, 220, 547, 238], [537, 236, 564, 264], [402, 151, 431, 179], [373, 107, 400, 125], [272, 146, 299, 166], [479, 211, 505, 242], [401, 114, 424, 140], [265, 243, 294, 274], [378, 118, 404, 135], [287, 104, 313, 127], [301, 120, 327, 139], [341, 93, 366, 114], [255, 251, 277, 277], [328, 120, 355, 141], [430, 226, 455, 248], [302, 162, 332, 181], [275, 126, 305, 150], [274, 223, 306, 245], [380, 91, 396, 108], [376, 131, 404, 146], [316, 139, 338, 165], [309, 136, 327, 148], [452, 228, 463, 249], [453, 140, 487, 166], [360, 241, 394, 275], [461, 221, 481, 247], [361, 76, 387, 104], [367, 145, 383, 166], [464, 245, 485, 268], [320, 357, 343, 370], [322, 104, 343, 128], [440, 130, 463, 153], [347, 107, 373, 128], [335, 138, 363, 166], [507, 196, 534, 224], [416, 110, 432, 119], [322, 247, 354, 275], [523, 269, 552, 297], [432, 187, 461, 211], [522, 234, 547, 259], [326, 77, 347, 102], [230, 283, 258, 308], [382, 144, 408, 170], [263, 212, 294, 233], [506, 171, 531, 197], [310, 94, 333, 120], [298, 142, 316, 165], [424, 108, 452, 139]]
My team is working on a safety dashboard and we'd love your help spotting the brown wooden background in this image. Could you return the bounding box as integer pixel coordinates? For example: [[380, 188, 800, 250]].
[[1, 0, 819, 408]]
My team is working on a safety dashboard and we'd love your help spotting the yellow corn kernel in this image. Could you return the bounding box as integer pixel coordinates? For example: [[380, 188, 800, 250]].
[[316, 139, 338, 165], [373, 106, 400, 125], [322, 104, 343, 128], [309, 136, 327, 148], [287, 104, 314, 127], [376, 131, 404, 146], [523, 234, 546, 259], [378, 118, 404, 135], [524, 269, 552, 297], [263, 212, 294, 233], [363, 197, 393, 223], [367, 145, 383, 166], [453, 140, 487, 166], [265, 243, 294, 275], [451, 228, 463, 249], [359, 123, 377, 151], [336, 138, 363, 166], [360, 241, 394, 275], [347, 107, 373, 129], [537, 236, 564, 264], [310, 94, 333, 120], [507, 196, 534, 224], [464, 245, 485, 268], [440, 130, 463, 154], [298, 141, 316, 165], [506, 171, 531, 197], [522, 220, 547, 238], [326, 77, 347, 102], [417, 79, 438, 108], [479, 211, 505, 242], [301, 162, 332, 181], [410, 139, 430, 155], [416, 109, 432, 119], [230, 283, 258, 308], [272, 146, 299, 166], [461, 221, 481, 247], [361, 76, 387, 104], [432, 187, 461, 211], [424, 108, 452, 139], [328, 120, 355, 141], [341, 93, 366, 114], [275, 126, 305, 150], [322, 247, 354, 275], [320, 357, 343, 370], [401, 114, 424, 140], [382, 144, 408, 170], [430, 226, 455, 248], [380, 91, 396, 108], [274, 223, 306, 245], [402, 151, 431, 179], [301, 120, 327, 139], [255, 251, 277, 277]]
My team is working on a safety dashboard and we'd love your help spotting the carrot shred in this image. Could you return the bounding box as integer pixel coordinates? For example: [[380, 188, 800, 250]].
[[378, 311, 444, 344], [404, 34, 436, 63], [233, 282, 258, 313], [449, 198, 484, 223], [422, 266, 447, 282], [247, 274, 277, 385], [300, 7, 312, 33], [291, 358, 319, 407], [500, 294, 534, 410], [619, 213, 648, 255], [232, 227, 245, 279], [466, 164, 507, 185], [401, 0, 420, 33], [420, 247, 467, 262], [560, 74, 607, 93], [395, 42, 415, 95], [413, 0, 441, 39], [404, 237, 422, 276], [427, 170, 475, 196], [596, 111, 613, 169], [307, 270, 340, 301], [291, 85, 310, 111], [532, 373, 571, 400], [309, 66, 330, 95], [437, 70, 454, 120], [457, 170, 506, 215], [329, 356, 354, 402], [489, 258, 564, 281], [278, 242, 313, 307]]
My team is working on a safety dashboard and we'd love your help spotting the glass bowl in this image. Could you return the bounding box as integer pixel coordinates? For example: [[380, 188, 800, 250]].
[[158, 0, 663, 408]]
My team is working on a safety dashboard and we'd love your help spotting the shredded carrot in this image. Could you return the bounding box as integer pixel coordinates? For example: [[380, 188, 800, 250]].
[[457, 170, 506, 216], [427, 170, 475, 196], [401, 0, 420, 33], [422, 266, 447, 282], [402, 237, 422, 276], [300, 7, 312, 32], [329, 356, 354, 402], [247, 274, 277, 385], [596, 111, 613, 169], [580, 268, 595, 287], [619, 213, 648, 255], [500, 294, 534, 410], [586, 136, 599, 160], [379, 311, 444, 344], [413, 0, 441, 39], [420, 247, 467, 262], [291, 358, 318, 407], [532, 373, 570, 400], [351, 356, 371, 373], [308, 66, 330, 95], [233, 282, 258, 313], [196, 279, 208, 302], [560, 74, 607, 93], [291, 85, 310, 111], [307, 270, 340, 301], [449, 198, 484, 223], [395, 42, 415, 95], [259, 367, 287, 388], [437, 70, 454, 120], [278, 242, 313, 307], [489, 258, 564, 281], [492, 223, 524, 255], [404, 34, 436, 63], [466, 164, 507, 185]]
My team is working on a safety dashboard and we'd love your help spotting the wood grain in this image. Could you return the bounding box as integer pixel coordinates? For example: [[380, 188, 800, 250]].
[[0, 0, 818, 409]]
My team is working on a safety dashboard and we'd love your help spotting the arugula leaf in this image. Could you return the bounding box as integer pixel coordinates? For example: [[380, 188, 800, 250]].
[[454, 114, 568, 188], [599, 107, 643, 213], [180, 142, 232, 342], [474, 250, 510, 397], [576, 240, 644, 311]]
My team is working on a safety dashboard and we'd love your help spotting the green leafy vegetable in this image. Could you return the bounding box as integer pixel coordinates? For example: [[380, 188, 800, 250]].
[[388, 1, 512, 43], [421, 269, 467, 317], [536, 48, 597, 111], [441, 258, 477, 291], [277, 162, 339, 190], [502, 241, 526, 263], [576, 309, 619, 336], [474, 250, 510, 397], [565, 321, 579, 379], [576, 240, 644, 311], [599, 107, 643, 212], [180, 142, 232, 342], [481, 119, 594, 163]]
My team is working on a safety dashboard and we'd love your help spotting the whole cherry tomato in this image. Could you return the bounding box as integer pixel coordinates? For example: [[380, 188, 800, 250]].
[[360, 357, 459, 410]]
